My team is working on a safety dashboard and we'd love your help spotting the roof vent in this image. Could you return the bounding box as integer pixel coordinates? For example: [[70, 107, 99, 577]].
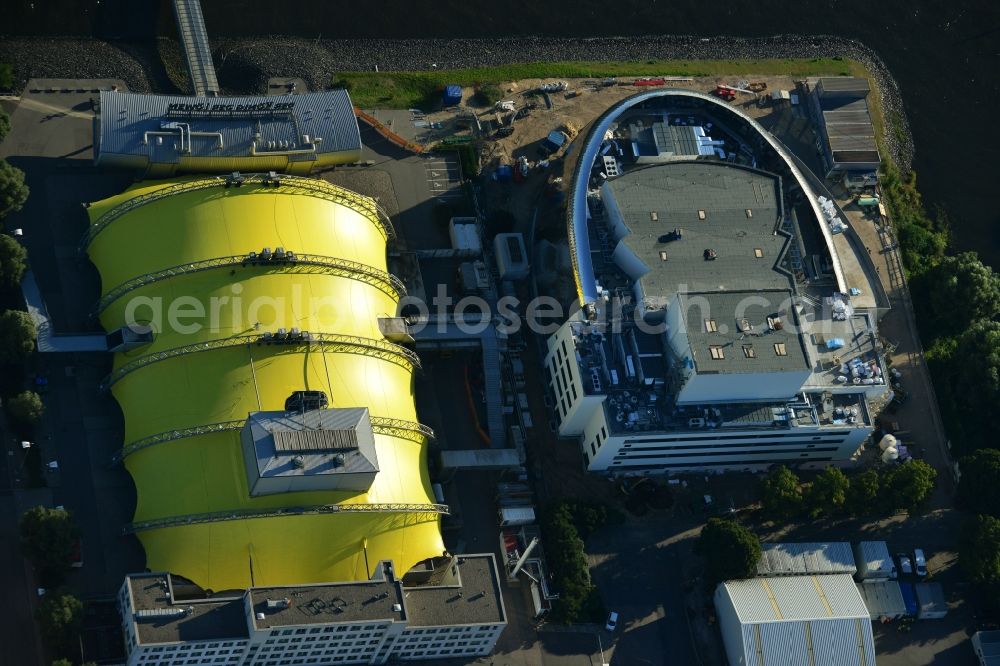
[[266, 597, 292, 610], [703, 249, 717, 260], [291, 455, 305, 469], [255, 612, 265, 621], [698, 209, 707, 220], [392, 603, 402, 612]]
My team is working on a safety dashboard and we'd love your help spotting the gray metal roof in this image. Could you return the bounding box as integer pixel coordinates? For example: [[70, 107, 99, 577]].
[[756, 542, 857, 576], [816, 96, 880, 166], [682, 291, 809, 375], [96, 90, 361, 169], [973, 630, 1000, 665], [604, 162, 791, 302], [856, 581, 906, 619], [817, 77, 871, 94], [245, 408, 379, 479], [854, 541, 894, 575], [719, 575, 876, 666]]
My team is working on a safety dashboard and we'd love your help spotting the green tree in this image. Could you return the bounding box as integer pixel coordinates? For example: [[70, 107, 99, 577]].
[[0, 233, 27, 286], [880, 460, 937, 513], [846, 469, 880, 516], [0, 309, 36, 363], [960, 514, 1000, 584], [19, 506, 79, 586], [958, 449, 1000, 518], [35, 592, 83, 657], [6, 389, 44, 426], [916, 252, 1000, 339], [0, 159, 29, 218], [541, 502, 595, 623], [946, 321, 1000, 454], [760, 466, 802, 520], [804, 467, 850, 518], [0, 106, 10, 143], [695, 517, 761, 586]]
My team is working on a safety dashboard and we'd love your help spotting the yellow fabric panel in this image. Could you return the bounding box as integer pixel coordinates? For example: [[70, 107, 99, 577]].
[[137, 514, 442, 593], [99, 272, 397, 355], [113, 347, 417, 443], [88, 181, 387, 290], [87, 179, 443, 592]]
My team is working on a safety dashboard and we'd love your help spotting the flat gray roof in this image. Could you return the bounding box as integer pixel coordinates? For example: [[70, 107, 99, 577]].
[[817, 77, 871, 94], [817, 96, 880, 165], [250, 570, 405, 628], [605, 162, 791, 299], [96, 90, 361, 166], [128, 574, 248, 645], [403, 555, 506, 627], [682, 291, 809, 374]]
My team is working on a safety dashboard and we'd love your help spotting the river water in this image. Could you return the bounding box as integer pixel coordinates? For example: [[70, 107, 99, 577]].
[[6, 0, 1000, 264]]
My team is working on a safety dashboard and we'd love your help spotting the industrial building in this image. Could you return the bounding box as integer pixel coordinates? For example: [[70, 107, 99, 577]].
[[755, 542, 857, 577], [808, 77, 881, 178], [88, 137, 506, 660], [119, 555, 506, 665], [973, 630, 1000, 666], [548, 89, 887, 475], [94, 90, 363, 176], [714, 574, 876, 666]]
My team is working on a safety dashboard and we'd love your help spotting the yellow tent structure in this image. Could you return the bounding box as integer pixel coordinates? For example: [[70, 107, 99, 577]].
[[86, 176, 443, 593]]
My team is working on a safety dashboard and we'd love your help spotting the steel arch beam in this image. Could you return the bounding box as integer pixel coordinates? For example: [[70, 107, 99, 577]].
[[115, 415, 434, 463], [102, 332, 421, 390], [124, 502, 449, 535], [95, 252, 406, 315], [82, 174, 395, 251]]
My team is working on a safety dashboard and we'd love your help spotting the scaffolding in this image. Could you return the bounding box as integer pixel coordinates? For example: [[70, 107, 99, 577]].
[[95, 252, 406, 314], [124, 501, 450, 535]]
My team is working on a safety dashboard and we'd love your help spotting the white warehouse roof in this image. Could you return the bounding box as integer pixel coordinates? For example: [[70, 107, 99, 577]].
[[715, 574, 876, 666], [756, 542, 857, 576]]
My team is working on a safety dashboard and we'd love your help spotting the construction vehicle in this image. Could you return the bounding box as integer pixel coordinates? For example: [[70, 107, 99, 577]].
[[712, 85, 736, 101]]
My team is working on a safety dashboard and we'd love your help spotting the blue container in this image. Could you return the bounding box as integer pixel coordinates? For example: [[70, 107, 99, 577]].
[[442, 85, 462, 106], [899, 583, 918, 617]]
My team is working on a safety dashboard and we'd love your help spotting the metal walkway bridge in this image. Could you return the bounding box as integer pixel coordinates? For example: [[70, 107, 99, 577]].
[[124, 501, 449, 535], [172, 0, 219, 97]]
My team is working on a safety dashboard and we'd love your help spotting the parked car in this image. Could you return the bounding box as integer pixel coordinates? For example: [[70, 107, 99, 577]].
[[605, 611, 619, 632], [896, 553, 913, 576], [913, 549, 928, 577]]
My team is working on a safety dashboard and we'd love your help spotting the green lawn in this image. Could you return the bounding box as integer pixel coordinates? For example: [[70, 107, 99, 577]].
[[335, 57, 865, 109]]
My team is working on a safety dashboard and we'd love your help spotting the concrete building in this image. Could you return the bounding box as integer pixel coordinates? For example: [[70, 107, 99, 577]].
[[94, 90, 362, 175], [119, 555, 506, 666], [547, 105, 887, 474], [808, 77, 881, 178], [715, 574, 876, 666]]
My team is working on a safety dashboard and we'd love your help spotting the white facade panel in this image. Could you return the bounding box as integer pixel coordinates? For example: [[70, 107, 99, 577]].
[[677, 369, 811, 404]]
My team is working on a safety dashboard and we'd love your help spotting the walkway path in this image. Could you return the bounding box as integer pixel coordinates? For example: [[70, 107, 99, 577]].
[[172, 0, 219, 97]]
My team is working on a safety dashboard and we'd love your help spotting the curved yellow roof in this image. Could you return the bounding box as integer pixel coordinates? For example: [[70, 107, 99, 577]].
[[87, 177, 443, 592]]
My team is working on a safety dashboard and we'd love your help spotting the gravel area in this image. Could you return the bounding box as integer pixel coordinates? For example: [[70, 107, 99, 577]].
[[0, 34, 912, 169]]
